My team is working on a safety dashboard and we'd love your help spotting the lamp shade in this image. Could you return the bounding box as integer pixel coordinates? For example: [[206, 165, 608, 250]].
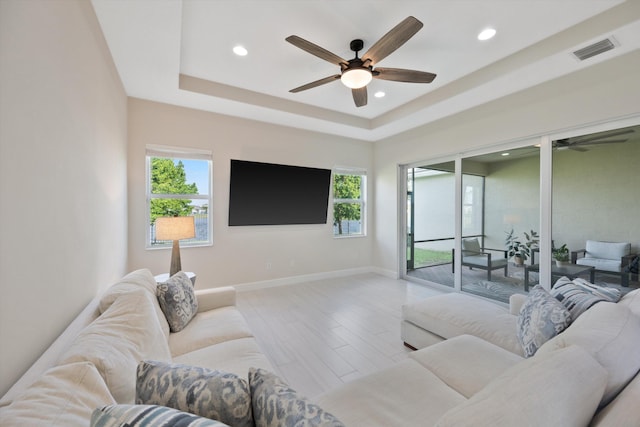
[[155, 216, 195, 241], [340, 68, 372, 89]]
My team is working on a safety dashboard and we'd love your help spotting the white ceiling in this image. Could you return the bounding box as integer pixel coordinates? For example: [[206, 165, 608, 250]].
[[91, 0, 640, 141]]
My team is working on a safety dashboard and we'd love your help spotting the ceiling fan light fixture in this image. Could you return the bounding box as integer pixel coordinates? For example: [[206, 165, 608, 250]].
[[478, 28, 496, 41], [341, 68, 372, 89], [233, 45, 248, 56]]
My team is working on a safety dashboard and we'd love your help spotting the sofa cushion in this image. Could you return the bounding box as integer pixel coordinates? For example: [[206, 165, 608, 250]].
[[59, 289, 171, 404], [402, 293, 523, 356], [409, 335, 523, 398], [316, 359, 466, 427], [591, 372, 640, 426], [91, 404, 230, 427], [249, 368, 345, 427], [169, 306, 254, 357], [551, 277, 621, 320], [576, 257, 622, 272], [585, 240, 630, 260], [157, 271, 199, 332], [619, 288, 640, 317], [98, 268, 171, 339], [435, 345, 607, 427], [173, 337, 273, 381], [517, 285, 571, 357], [136, 360, 252, 427], [0, 362, 115, 427], [537, 301, 640, 407]]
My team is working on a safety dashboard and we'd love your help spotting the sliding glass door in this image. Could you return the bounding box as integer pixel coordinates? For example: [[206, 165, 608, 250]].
[[551, 124, 640, 292], [406, 163, 455, 287], [459, 146, 540, 302]]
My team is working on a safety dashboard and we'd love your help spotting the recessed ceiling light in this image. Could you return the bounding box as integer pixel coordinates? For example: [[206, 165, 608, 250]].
[[233, 45, 248, 56], [374, 91, 385, 98], [501, 152, 510, 156], [478, 28, 496, 41]]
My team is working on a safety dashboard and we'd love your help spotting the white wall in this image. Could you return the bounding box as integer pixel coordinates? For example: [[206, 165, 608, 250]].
[[0, 0, 128, 396], [127, 99, 373, 288], [373, 50, 640, 274]]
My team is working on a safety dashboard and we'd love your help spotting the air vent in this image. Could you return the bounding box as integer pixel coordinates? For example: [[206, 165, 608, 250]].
[[573, 38, 616, 61]]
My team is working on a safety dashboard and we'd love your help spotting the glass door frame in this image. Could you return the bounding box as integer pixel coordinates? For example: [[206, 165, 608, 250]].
[[399, 116, 640, 295]]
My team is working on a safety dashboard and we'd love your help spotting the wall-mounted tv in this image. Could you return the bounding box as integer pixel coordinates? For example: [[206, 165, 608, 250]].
[[228, 159, 331, 226]]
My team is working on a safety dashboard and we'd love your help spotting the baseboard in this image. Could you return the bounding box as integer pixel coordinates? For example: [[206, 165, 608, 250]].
[[233, 266, 395, 292]]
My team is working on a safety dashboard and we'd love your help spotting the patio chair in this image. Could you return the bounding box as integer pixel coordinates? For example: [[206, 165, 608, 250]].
[[452, 237, 509, 281], [572, 240, 637, 287]]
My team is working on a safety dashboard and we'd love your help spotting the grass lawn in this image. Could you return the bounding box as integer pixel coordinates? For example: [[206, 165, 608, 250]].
[[411, 247, 452, 267]]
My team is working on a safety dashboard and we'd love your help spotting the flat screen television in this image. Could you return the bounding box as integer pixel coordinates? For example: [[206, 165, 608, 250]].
[[228, 159, 331, 226]]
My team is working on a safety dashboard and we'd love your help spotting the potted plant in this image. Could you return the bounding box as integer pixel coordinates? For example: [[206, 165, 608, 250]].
[[505, 229, 539, 266], [552, 243, 570, 267]]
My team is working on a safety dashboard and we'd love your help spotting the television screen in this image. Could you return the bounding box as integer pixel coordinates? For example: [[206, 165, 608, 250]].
[[228, 160, 331, 226]]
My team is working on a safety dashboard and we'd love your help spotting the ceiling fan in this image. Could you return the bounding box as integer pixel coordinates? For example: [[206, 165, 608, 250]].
[[286, 16, 436, 107], [553, 128, 635, 151]]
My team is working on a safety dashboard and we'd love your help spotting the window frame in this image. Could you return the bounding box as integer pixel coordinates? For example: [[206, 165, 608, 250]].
[[145, 145, 213, 249], [332, 167, 367, 238]]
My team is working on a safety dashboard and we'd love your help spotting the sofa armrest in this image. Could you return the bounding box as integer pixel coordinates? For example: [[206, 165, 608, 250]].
[[195, 286, 236, 312], [509, 294, 527, 315], [571, 249, 586, 264]]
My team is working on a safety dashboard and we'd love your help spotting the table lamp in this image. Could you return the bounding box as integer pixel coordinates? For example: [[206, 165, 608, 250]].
[[155, 216, 196, 276]]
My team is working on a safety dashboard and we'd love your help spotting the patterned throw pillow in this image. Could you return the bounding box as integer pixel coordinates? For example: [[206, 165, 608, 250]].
[[551, 277, 621, 321], [517, 285, 571, 358], [156, 271, 198, 332], [136, 360, 253, 427], [249, 368, 345, 427], [91, 404, 230, 427]]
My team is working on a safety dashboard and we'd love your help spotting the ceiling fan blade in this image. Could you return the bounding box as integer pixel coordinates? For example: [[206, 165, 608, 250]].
[[374, 67, 436, 83], [352, 87, 367, 107], [289, 75, 341, 93], [286, 35, 347, 66], [362, 16, 423, 65], [569, 128, 635, 145], [575, 139, 629, 146]]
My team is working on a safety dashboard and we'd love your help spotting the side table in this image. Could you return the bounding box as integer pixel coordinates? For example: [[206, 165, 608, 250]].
[[154, 272, 196, 286]]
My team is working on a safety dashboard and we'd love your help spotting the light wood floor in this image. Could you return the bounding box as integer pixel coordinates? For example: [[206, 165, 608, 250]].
[[235, 273, 442, 399]]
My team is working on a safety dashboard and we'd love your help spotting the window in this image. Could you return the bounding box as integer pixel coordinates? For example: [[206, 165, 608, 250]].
[[333, 168, 366, 237], [146, 145, 212, 248]]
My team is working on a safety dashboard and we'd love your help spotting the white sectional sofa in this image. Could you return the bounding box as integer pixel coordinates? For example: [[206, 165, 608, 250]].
[[399, 288, 640, 426], [2, 269, 640, 426], [0, 269, 273, 426]]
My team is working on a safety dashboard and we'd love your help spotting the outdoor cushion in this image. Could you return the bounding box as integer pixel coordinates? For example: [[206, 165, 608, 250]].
[[584, 240, 630, 260]]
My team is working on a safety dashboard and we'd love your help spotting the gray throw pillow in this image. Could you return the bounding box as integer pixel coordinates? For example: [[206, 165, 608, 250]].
[[91, 404, 230, 426], [517, 285, 571, 358], [156, 271, 198, 332], [136, 360, 252, 427], [551, 276, 621, 320], [249, 367, 345, 427]]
